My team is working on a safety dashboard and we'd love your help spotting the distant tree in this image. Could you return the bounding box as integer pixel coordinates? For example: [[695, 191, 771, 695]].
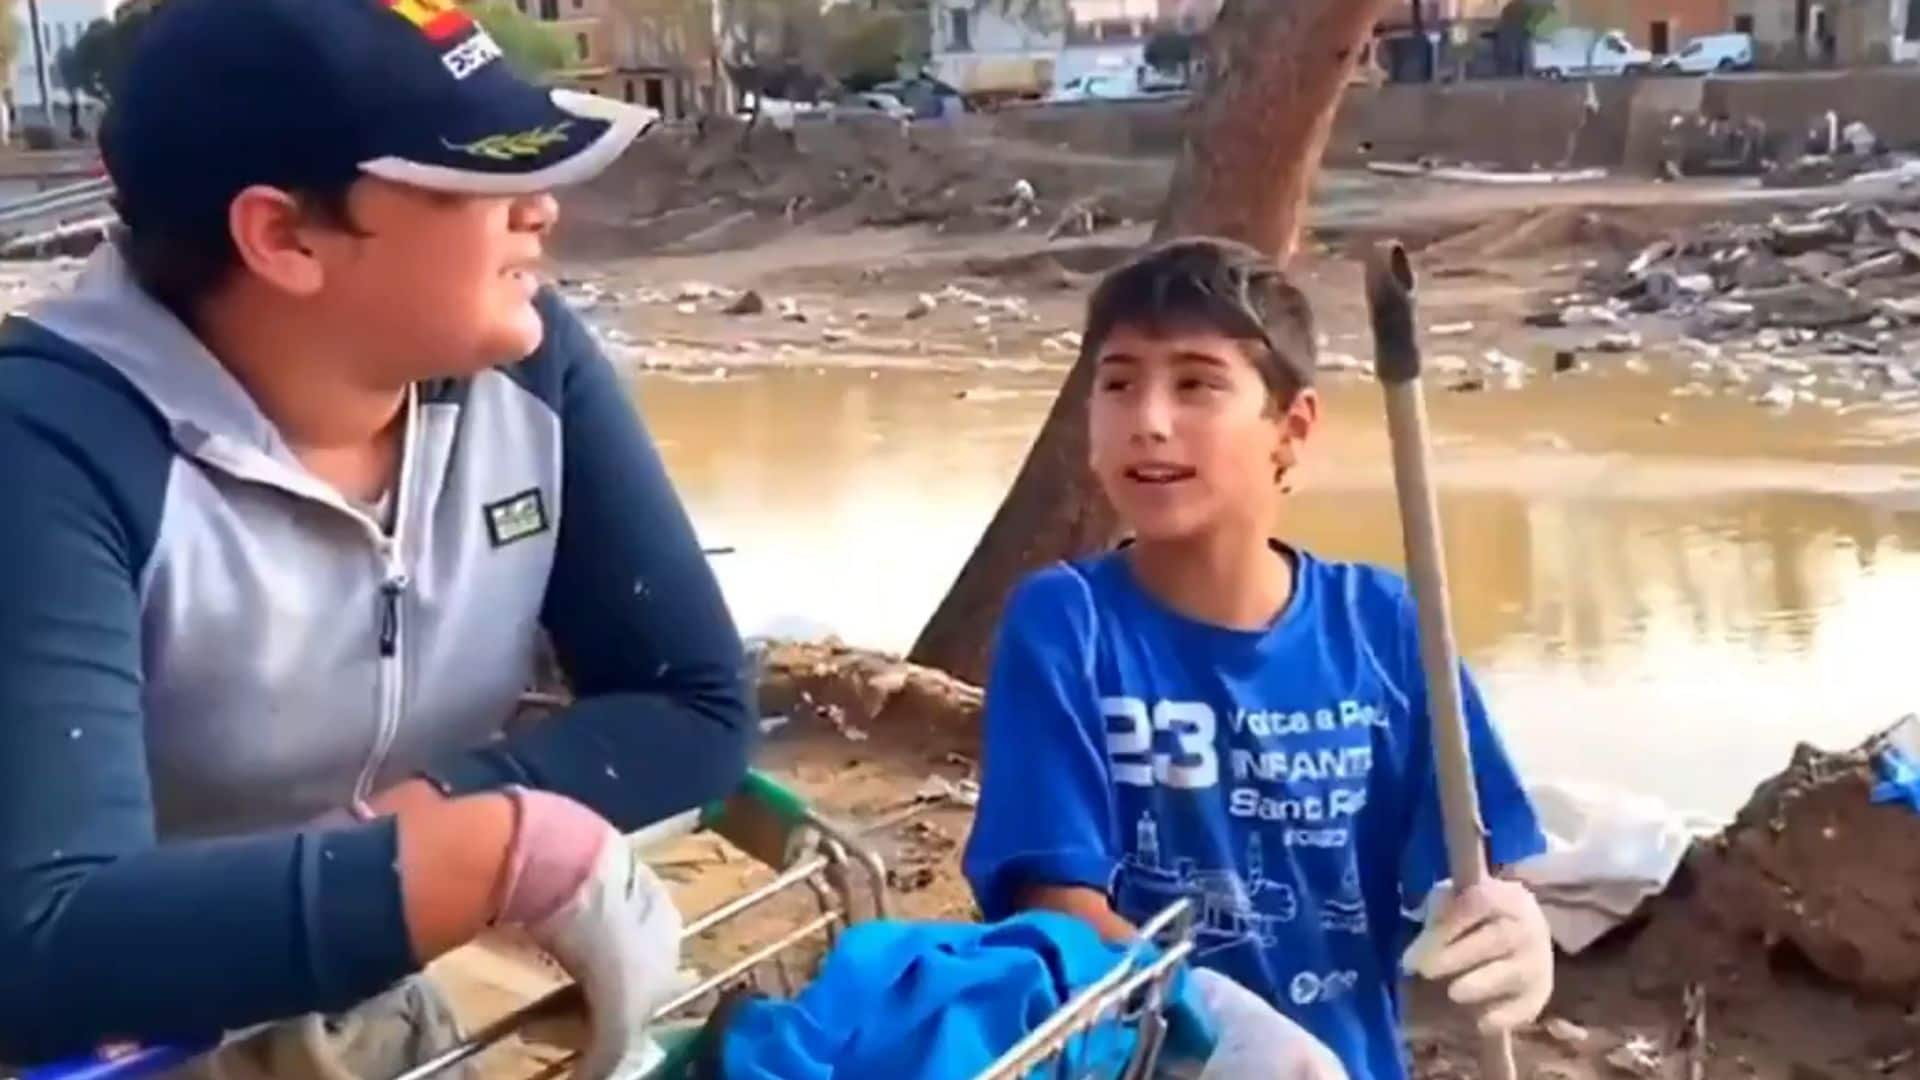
[[824, 3, 905, 89], [0, 0, 21, 77], [54, 10, 149, 104], [465, 0, 571, 76]]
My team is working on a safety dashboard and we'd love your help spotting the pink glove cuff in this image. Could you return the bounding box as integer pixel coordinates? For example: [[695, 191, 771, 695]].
[[494, 785, 616, 927]]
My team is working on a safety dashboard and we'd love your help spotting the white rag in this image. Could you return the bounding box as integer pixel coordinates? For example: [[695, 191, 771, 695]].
[[1508, 779, 1720, 954]]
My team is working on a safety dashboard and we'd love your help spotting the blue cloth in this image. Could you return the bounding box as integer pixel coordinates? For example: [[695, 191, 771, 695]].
[[719, 911, 1209, 1080], [1870, 746, 1920, 812], [963, 548, 1546, 1080]]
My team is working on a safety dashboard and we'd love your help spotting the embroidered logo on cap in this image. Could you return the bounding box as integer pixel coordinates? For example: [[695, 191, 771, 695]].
[[381, 0, 503, 79], [445, 121, 573, 160], [484, 488, 550, 548], [381, 0, 473, 41]]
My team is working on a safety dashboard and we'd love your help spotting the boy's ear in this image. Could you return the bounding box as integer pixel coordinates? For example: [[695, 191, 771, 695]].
[[1273, 388, 1321, 477]]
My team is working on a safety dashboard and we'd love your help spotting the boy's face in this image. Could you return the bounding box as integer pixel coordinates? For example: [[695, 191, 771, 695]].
[[1088, 322, 1318, 544], [300, 178, 557, 379]]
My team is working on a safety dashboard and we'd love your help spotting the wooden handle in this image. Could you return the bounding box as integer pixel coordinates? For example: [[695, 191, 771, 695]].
[[1366, 240, 1517, 1080]]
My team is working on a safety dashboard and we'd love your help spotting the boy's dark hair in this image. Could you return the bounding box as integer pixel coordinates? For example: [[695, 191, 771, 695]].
[[111, 187, 364, 326], [1083, 236, 1317, 403]]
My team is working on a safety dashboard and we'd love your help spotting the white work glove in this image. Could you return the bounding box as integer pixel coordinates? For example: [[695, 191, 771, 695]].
[[521, 838, 683, 1080], [1400, 878, 1554, 1034], [1188, 968, 1349, 1080], [496, 787, 687, 1080]]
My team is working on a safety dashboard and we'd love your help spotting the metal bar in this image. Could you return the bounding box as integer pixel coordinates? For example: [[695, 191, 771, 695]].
[[805, 811, 892, 920], [684, 854, 829, 938], [654, 910, 842, 1018], [975, 901, 1193, 1079]]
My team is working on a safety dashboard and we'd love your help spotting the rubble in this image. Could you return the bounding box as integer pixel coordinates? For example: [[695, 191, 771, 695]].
[[724, 290, 767, 316], [1552, 193, 1920, 398]]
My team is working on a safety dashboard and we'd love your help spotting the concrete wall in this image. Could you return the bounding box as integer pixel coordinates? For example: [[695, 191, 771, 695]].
[[1701, 65, 1920, 145], [1325, 77, 1637, 170], [985, 66, 1920, 176]]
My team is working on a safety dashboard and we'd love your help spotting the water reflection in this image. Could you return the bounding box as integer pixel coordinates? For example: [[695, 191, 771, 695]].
[[635, 367, 1920, 817]]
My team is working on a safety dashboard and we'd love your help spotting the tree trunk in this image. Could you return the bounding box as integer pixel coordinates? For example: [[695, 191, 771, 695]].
[[907, 0, 1389, 687]]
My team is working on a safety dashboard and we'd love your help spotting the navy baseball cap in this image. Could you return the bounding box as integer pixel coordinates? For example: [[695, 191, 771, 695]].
[[101, 0, 658, 230]]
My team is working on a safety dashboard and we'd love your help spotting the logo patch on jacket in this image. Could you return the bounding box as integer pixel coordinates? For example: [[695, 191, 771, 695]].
[[484, 489, 549, 548]]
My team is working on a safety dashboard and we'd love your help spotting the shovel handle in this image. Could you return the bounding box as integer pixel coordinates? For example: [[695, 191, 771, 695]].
[[1366, 241, 1517, 1080]]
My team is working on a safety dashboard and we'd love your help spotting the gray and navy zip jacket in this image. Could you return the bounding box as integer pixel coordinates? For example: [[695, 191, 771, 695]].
[[0, 247, 754, 1061]]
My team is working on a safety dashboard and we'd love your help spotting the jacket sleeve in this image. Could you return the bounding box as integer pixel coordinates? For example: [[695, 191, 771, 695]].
[[0, 400, 416, 1063], [421, 294, 756, 833]]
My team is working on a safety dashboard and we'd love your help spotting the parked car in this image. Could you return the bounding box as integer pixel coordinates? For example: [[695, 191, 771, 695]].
[[1659, 32, 1755, 74], [872, 77, 967, 120], [826, 91, 914, 122], [1047, 72, 1143, 103], [1532, 26, 1654, 78]]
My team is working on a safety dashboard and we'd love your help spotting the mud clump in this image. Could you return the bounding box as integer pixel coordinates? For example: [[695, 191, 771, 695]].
[[754, 638, 982, 742], [1658, 722, 1920, 1001]]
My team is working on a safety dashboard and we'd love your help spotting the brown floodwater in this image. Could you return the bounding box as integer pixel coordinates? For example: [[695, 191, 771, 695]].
[[634, 360, 1920, 819]]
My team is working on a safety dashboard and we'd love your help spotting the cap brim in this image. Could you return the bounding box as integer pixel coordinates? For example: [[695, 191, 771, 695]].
[[358, 89, 657, 195]]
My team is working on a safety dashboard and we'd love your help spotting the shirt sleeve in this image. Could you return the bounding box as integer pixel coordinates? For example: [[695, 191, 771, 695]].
[[421, 293, 756, 833], [962, 567, 1121, 922], [0, 404, 414, 1063], [1392, 590, 1547, 915]]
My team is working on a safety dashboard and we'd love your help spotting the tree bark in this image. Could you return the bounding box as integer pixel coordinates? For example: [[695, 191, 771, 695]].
[[906, 0, 1388, 687]]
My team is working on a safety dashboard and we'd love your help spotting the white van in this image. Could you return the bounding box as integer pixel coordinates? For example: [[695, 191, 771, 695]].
[[1659, 32, 1756, 74], [1532, 27, 1654, 78]]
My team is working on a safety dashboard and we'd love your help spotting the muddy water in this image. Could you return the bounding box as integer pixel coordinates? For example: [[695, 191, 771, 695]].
[[635, 363, 1920, 819]]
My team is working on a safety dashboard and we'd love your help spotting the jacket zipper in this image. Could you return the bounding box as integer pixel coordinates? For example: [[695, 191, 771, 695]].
[[350, 386, 420, 812]]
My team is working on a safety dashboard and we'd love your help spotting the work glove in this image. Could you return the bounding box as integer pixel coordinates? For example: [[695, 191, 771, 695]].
[[1400, 877, 1554, 1035], [496, 785, 685, 1080], [1186, 968, 1349, 1080]]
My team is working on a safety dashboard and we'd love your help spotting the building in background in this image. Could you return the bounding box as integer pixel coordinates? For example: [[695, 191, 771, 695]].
[[8, 0, 123, 136], [1556, 0, 1733, 56], [514, 0, 720, 119], [1726, 0, 1919, 66], [927, 0, 1068, 100]]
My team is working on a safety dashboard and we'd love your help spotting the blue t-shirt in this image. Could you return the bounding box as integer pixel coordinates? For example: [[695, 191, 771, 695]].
[[962, 547, 1546, 1080]]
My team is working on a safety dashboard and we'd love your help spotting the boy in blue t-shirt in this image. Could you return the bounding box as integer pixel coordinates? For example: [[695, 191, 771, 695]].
[[962, 238, 1555, 1079]]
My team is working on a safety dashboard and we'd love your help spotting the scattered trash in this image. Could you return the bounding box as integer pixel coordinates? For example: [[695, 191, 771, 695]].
[[1756, 384, 1796, 410], [914, 774, 981, 808], [1368, 160, 1608, 185], [1429, 321, 1475, 337], [1597, 332, 1644, 354], [675, 301, 698, 316], [1554, 350, 1580, 374], [778, 297, 807, 323], [1604, 1034, 1662, 1076], [905, 293, 937, 320]]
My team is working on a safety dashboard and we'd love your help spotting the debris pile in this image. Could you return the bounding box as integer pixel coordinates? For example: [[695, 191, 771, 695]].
[[1673, 716, 1920, 1002], [1531, 197, 1920, 409]]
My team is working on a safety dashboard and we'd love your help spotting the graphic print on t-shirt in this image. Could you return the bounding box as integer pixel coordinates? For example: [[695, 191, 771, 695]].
[[1121, 808, 1300, 956], [1102, 689, 1391, 1007]]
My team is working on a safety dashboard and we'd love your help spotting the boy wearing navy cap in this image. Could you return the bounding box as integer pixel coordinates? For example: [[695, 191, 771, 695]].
[[0, 0, 752, 1076]]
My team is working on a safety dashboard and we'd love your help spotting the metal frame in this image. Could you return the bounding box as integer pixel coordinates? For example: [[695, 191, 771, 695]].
[[974, 899, 1197, 1080], [392, 801, 888, 1080]]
